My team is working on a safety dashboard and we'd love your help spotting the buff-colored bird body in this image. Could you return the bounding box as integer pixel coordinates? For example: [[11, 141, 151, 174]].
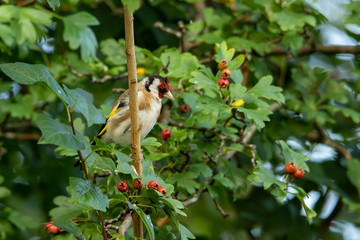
[[98, 76, 173, 146]]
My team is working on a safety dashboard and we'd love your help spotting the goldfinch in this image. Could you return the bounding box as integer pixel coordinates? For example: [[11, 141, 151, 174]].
[[97, 75, 174, 146]]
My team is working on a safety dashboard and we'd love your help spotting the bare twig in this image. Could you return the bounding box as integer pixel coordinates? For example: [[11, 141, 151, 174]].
[[213, 198, 230, 219], [184, 189, 204, 206], [112, 88, 127, 93], [107, 224, 119, 231], [118, 214, 133, 236], [104, 207, 130, 225], [0, 132, 41, 141], [154, 22, 182, 38], [64, 53, 128, 83], [306, 123, 352, 161]]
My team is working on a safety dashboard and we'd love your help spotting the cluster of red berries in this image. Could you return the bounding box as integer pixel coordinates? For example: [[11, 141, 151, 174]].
[[218, 59, 231, 88], [161, 128, 171, 141], [285, 161, 304, 179], [117, 179, 167, 196], [44, 222, 62, 235]]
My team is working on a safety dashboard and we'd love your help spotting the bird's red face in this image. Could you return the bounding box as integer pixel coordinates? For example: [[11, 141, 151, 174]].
[[158, 77, 174, 100]]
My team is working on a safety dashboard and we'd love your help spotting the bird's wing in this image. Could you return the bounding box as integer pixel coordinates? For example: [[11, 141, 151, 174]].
[[98, 90, 130, 137]]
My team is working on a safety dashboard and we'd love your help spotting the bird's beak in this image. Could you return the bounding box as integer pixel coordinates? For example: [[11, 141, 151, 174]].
[[164, 91, 175, 100]]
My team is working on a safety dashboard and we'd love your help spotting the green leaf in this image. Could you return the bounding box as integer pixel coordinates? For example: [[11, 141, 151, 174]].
[[64, 86, 105, 126], [49, 196, 83, 221], [0, 63, 72, 106], [179, 224, 195, 240], [346, 158, 360, 189], [47, 0, 60, 10], [282, 32, 305, 51], [122, 0, 141, 13], [230, 69, 243, 84], [186, 163, 212, 178], [8, 210, 38, 231], [0, 5, 14, 22], [141, 137, 162, 147], [161, 197, 186, 216], [245, 75, 285, 103], [116, 151, 139, 178], [0, 186, 11, 199], [100, 39, 127, 66], [275, 12, 316, 31], [36, 114, 86, 150], [247, 161, 287, 198], [230, 83, 247, 101], [294, 193, 317, 223], [160, 48, 199, 79], [0, 24, 14, 46], [167, 172, 199, 194], [238, 107, 272, 130], [53, 220, 85, 240], [279, 140, 309, 172], [127, 202, 155, 240], [69, 177, 109, 212], [63, 12, 99, 61], [228, 54, 245, 70], [214, 174, 236, 190], [189, 71, 218, 98], [20, 8, 52, 25], [215, 41, 235, 62]]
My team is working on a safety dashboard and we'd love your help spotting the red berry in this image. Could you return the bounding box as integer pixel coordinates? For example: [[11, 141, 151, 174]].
[[179, 104, 190, 113], [218, 59, 228, 70], [47, 225, 60, 235], [147, 180, 159, 190], [221, 69, 231, 79], [161, 128, 171, 141], [44, 221, 54, 230], [218, 78, 229, 88], [294, 168, 304, 179], [133, 179, 143, 189], [158, 186, 167, 196], [117, 181, 129, 192], [285, 161, 296, 174]]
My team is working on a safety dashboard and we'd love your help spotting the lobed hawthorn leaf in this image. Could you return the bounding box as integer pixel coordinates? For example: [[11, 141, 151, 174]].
[[167, 172, 200, 195], [237, 107, 272, 130], [64, 86, 105, 126], [36, 114, 85, 151], [52, 220, 85, 240], [279, 140, 309, 172], [247, 161, 287, 199], [160, 48, 199, 79], [62, 12, 99, 61], [69, 177, 109, 212], [180, 224, 196, 240], [215, 41, 235, 62], [167, 212, 195, 240], [245, 75, 285, 103], [0, 63, 72, 106], [275, 12, 316, 31], [189, 71, 218, 98], [49, 196, 83, 221]]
